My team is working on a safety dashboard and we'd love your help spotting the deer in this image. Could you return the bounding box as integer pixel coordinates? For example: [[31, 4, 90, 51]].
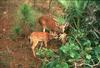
[[29, 32, 58, 57], [29, 32, 67, 57], [39, 15, 69, 34]]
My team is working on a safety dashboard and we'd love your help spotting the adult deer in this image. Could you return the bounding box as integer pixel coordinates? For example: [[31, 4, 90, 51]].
[[39, 15, 68, 34]]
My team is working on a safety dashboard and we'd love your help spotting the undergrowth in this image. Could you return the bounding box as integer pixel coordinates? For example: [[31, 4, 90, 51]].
[[36, 0, 100, 68]]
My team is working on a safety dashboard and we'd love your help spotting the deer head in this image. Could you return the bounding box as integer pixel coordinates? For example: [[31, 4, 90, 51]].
[[58, 23, 69, 33]]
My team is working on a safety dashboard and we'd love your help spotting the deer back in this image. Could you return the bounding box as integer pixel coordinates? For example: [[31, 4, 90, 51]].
[[30, 32, 50, 42], [39, 16, 59, 32]]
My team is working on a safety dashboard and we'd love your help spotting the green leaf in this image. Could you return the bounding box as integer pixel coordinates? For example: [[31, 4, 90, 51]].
[[86, 54, 91, 59], [55, 63, 69, 68], [70, 52, 75, 58], [70, 51, 80, 59], [58, 0, 71, 9], [63, 63, 69, 68], [46, 49, 54, 57], [55, 16, 65, 24], [80, 38, 91, 47], [55, 64, 62, 68], [94, 47, 100, 61], [60, 45, 68, 54]]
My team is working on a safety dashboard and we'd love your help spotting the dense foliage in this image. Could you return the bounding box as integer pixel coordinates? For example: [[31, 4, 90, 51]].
[[37, 0, 100, 68]]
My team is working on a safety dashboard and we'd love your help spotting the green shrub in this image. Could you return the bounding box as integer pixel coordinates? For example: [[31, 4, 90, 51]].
[[57, 0, 100, 67], [36, 48, 54, 58], [38, 1, 100, 68], [11, 3, 35, 39], [18, 4, 35, 29]]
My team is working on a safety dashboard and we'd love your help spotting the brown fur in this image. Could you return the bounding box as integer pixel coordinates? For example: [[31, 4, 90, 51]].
[[39, 15, 59, 32], [29, 32, 55, 57], [39, 15, 69, 34]]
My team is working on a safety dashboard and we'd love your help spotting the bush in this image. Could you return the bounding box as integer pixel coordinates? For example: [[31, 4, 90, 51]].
[[39, 1, 100, 68]]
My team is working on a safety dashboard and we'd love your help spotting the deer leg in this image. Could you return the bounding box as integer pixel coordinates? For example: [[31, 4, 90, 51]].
[[31, 41, 38, 57], [43, 27, 45, 32], [44, 41, 47, 48], [39, 41, 43, 50]]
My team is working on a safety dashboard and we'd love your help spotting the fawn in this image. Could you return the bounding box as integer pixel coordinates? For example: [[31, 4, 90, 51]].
[[39, 15, 68, 34], [29, 32, 57, 57], [29, 32, 67, 57]]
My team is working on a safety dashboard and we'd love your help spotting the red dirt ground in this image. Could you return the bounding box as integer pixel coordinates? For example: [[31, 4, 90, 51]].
[[0, 2, 41, 68]]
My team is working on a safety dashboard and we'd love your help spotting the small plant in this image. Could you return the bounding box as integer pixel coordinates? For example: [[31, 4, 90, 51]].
[[11, 3, 35, 39], [36, 47, 69, 68], [12, 24, 22, 36], [36, 48, 54, 58], [10, 24, 22, 40], [47, 59, 69, 68], [18, 3, 35, 28], [60, 41, 80, 59]]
